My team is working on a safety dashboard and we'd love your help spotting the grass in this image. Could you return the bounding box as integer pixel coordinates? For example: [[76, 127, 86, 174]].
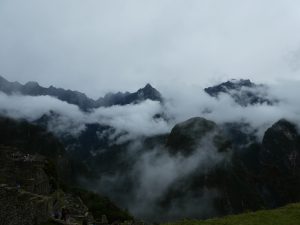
[[69, 187, 133, 223], [163, 203, 300, 225]]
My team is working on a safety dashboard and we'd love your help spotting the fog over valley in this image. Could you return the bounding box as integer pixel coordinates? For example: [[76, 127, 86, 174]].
[[1, 1, 300, 224], [1, 75, 300, 222]]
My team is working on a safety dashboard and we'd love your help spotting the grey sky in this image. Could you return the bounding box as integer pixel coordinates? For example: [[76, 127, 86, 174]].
[[1, 0, 300, 97]]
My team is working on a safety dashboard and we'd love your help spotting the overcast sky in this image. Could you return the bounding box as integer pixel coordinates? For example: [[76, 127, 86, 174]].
[[1, 0, 300, 97]]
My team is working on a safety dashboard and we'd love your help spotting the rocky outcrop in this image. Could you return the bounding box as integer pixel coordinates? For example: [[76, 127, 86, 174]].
[[0, 146, 52, 225], [0, 146, 91, 225], [0, 185, 52, 225], [0, 116, 73, 185], [261, 119, 300, 170], [0, 146, 51, 195], [0, 146, 113, 225], [204, 79, 275, 106], [259, 119, 300, 206]]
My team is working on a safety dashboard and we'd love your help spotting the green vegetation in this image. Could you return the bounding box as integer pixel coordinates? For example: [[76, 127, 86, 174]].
[[70, 187, 133, 223], [163, 203, 300, 225]]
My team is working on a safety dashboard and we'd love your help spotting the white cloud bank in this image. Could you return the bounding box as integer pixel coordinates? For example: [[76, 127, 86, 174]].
[[0, 92, 170, 139]]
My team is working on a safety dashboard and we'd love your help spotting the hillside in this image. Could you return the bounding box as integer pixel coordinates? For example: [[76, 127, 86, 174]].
[[0, 117, 134, 225], [163, 202, 300, 225]]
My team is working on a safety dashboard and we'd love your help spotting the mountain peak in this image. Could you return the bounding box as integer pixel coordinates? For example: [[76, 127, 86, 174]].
[[25, 81, 40, 87], [139, 83, 157, 93], [137, 83, 162, 102], [143, 83, 154, 89], [204, 79, 274, 106], [218, 79, 255, 91]]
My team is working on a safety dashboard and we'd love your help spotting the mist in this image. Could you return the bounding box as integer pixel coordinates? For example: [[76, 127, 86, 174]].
[[126, 132, 230, 221], [2, 0, 300, 223], [0, 92, 170, 140], [2, 78, 300, 140], [2, 78, 300, 221]]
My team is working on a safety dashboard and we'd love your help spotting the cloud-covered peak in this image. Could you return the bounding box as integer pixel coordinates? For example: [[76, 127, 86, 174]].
[[205, 79, 257, 96], [204, 79, 275, 106], [136, 83, 163, 102], [96, 83, 162, 107]]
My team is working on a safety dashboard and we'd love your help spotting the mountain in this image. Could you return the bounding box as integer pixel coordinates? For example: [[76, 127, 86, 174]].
[[96, 83, 163, 107], [0, 116, 134, 225], [154, 117, 300, 221], [166, 117, 231, 156], [204, 79, 275, 106], [40, 113, 300, 222], [0, 75, 96, 111], [2, 75, 300, 223], [0, 75, 162, 111], [259, 119, 300, 205]]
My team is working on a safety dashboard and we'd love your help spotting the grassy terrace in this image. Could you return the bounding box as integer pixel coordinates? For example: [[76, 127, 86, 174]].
[[163, 203, 300, 225]]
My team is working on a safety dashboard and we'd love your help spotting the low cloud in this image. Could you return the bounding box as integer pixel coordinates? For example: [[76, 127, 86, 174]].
[[91, 100, 171, 142], [164, 79, 300, 139], [0, 92, 170, 140], [1, 79, 300, 142], [0, 92, 88, 135], [94, 132, 231, 222]]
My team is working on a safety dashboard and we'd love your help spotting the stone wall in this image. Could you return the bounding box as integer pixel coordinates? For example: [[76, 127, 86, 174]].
[[0, 186, 51, 225], [0, 146, 51, 195]]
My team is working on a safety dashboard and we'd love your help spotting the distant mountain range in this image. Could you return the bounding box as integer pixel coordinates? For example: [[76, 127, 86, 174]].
[[0, 76, 276, 111], [0, 75, 162, 111], [204, 79, 276, 106]]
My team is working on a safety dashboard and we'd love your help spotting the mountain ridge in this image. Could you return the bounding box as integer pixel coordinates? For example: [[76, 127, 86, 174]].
[[0, 75, 162, 111]]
